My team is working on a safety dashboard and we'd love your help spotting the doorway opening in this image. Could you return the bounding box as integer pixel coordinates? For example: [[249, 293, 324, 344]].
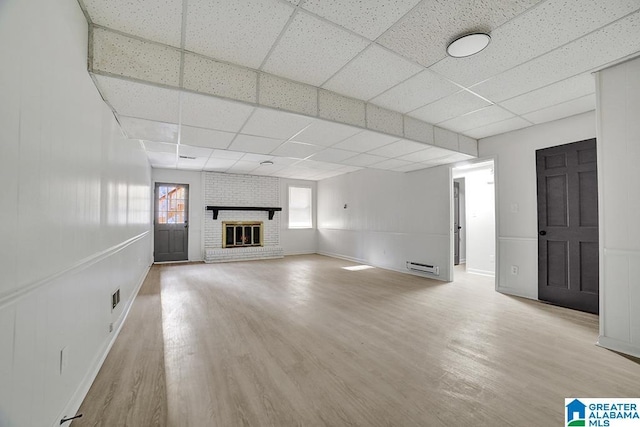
[[154, 182, 189, 262], [452, 160, 496, 281]]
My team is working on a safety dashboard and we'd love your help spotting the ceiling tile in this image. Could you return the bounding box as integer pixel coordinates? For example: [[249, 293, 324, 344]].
[[370, 70, 460, 113], [83, 0, 183, 47], [180, 92, 254, 132], [369, 158, 413, 170], [240, 153, 274, 162], [226, 160, 259, 173], [143, 141, 177, 153], [240, 108, 314, 140], [95, 75, 180, 123], [301, 0, 421, 40], [292, 120, 363, 146], [438, 105, 514, 133], [180, 126, 235, 149], [464, 117, 532, 139], [340, 153, 387, 167], [318, 90, 366, 127], [471, 11, 640, 102], [210, 150, 245, 160], [430, 0, 640, 87], [309, 148, 358, 163], [367, 139, 428, 157], [271, 141, 324, 158], [296, 160, 344, 171], [409, 90, 490, 124], [332, 130, 399, 152], [119, 116, 178, 143], [227, 134, 284, 154], [177, 157, 208, 170], [394, 163, 429, 172], [378, 0, 542, 67], [500, 74, 595, 115], [258, 74, 319, 117], [262, 12, 369, 86], [185, 0, 294, 69], [322, 44, 422, 100], [397, 147, 453, 162], [522, 94, 596, 124], [182, 53, 257, 103], [147, 151, 177, 167], [178, 144, 213, 158], [92, 28, 181, 87], [204, 158, 237, 171]]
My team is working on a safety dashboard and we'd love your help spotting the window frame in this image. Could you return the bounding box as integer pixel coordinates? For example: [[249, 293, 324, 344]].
[[288, 185, 313, 229]]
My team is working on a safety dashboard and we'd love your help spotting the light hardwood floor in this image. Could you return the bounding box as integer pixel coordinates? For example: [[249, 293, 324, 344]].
[[76, 255, 640, 426]]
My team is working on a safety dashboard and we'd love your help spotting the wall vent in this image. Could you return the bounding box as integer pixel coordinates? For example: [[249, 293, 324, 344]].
[[406, 261, 439, 276]]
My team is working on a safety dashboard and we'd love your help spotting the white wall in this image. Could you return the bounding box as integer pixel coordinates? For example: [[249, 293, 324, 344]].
[[280, 179, 318, 255], [152, 169, 204, 261], [0, 1, 152, 426], [453, 165, 495, 276], [317, 167, 452, 281], [596, 57, 640, 358], [479, 112, 596, 299]]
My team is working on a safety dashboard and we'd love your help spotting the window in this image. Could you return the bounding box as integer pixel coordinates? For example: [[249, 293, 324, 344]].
[[288, 186, 312, 229]]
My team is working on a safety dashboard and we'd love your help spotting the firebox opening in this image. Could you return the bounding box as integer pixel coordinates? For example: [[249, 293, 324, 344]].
[[223, 221, 263, 248]]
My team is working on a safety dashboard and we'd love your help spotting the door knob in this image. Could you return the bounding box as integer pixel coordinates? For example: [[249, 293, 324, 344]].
[[539, 230, 546, 236]]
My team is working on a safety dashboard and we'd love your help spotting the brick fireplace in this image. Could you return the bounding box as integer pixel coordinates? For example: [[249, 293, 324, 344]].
[[204, 172, 284, 262]]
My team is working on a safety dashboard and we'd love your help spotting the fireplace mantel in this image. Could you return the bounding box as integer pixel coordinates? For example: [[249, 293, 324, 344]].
[[206, 206, 282, 220]]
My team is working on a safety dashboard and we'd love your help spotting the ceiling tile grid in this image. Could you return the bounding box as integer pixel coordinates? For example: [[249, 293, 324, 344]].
[[322, 44, 423, 100], [464, 116, 533, 140], [119, 117, 178, 143], [370, 69, 460, 114], [408, 90, 491, 125], [377, 0, 544, 68], [270, 141, 325, 159], [82, 0, 183, 47], [522, 93, 596, 124], [499, 73, 595, 115], [179, 126, 236, 149], [309, 148, 359, 163], [182, 53, 257, 103], [332, 130, 400, 153], [261, 11, 370, 86], [240, 108, 314, 140], [184, 0, 294, 69], [471, 11, 640, 102], [438, 105, 514, 134], [429, 0, 640, 87], [301, 0, 422, 40], [95, 75, 180, 124], [180, 92, 255, 132], [92, 27, 181, 87], [367, 139, 429, 158], [292, 120, 363, 147], [227, 134, 284, 155]]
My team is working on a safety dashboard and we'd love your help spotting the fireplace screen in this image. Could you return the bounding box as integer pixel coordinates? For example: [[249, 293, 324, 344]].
[[222, 221, 263, 248]]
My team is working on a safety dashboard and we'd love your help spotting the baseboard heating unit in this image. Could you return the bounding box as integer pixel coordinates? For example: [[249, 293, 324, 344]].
[[406, 261, 439, 276]]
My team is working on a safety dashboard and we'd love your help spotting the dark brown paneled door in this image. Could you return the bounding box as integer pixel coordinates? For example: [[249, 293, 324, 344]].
[[154, 183, 189, 262], [536, 139, 599, 314]]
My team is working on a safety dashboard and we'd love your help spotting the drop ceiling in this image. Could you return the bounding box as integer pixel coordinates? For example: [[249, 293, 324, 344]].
[[80, 0, 640, 180]]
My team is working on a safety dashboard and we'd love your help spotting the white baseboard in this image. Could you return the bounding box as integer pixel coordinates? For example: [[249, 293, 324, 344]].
[[597, 335, 640, 359], [55, 264, 151, 427], [496, 285, 537, 300], [467, 268, 495, 277]]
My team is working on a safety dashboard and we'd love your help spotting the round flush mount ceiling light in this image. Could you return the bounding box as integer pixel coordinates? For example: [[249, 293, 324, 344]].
[[447, 33, 491, 58]]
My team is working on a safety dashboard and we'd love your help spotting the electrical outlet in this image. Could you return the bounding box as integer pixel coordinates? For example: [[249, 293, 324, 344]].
[[109, 323, 113, 333], [511, 265, 519, 275]]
